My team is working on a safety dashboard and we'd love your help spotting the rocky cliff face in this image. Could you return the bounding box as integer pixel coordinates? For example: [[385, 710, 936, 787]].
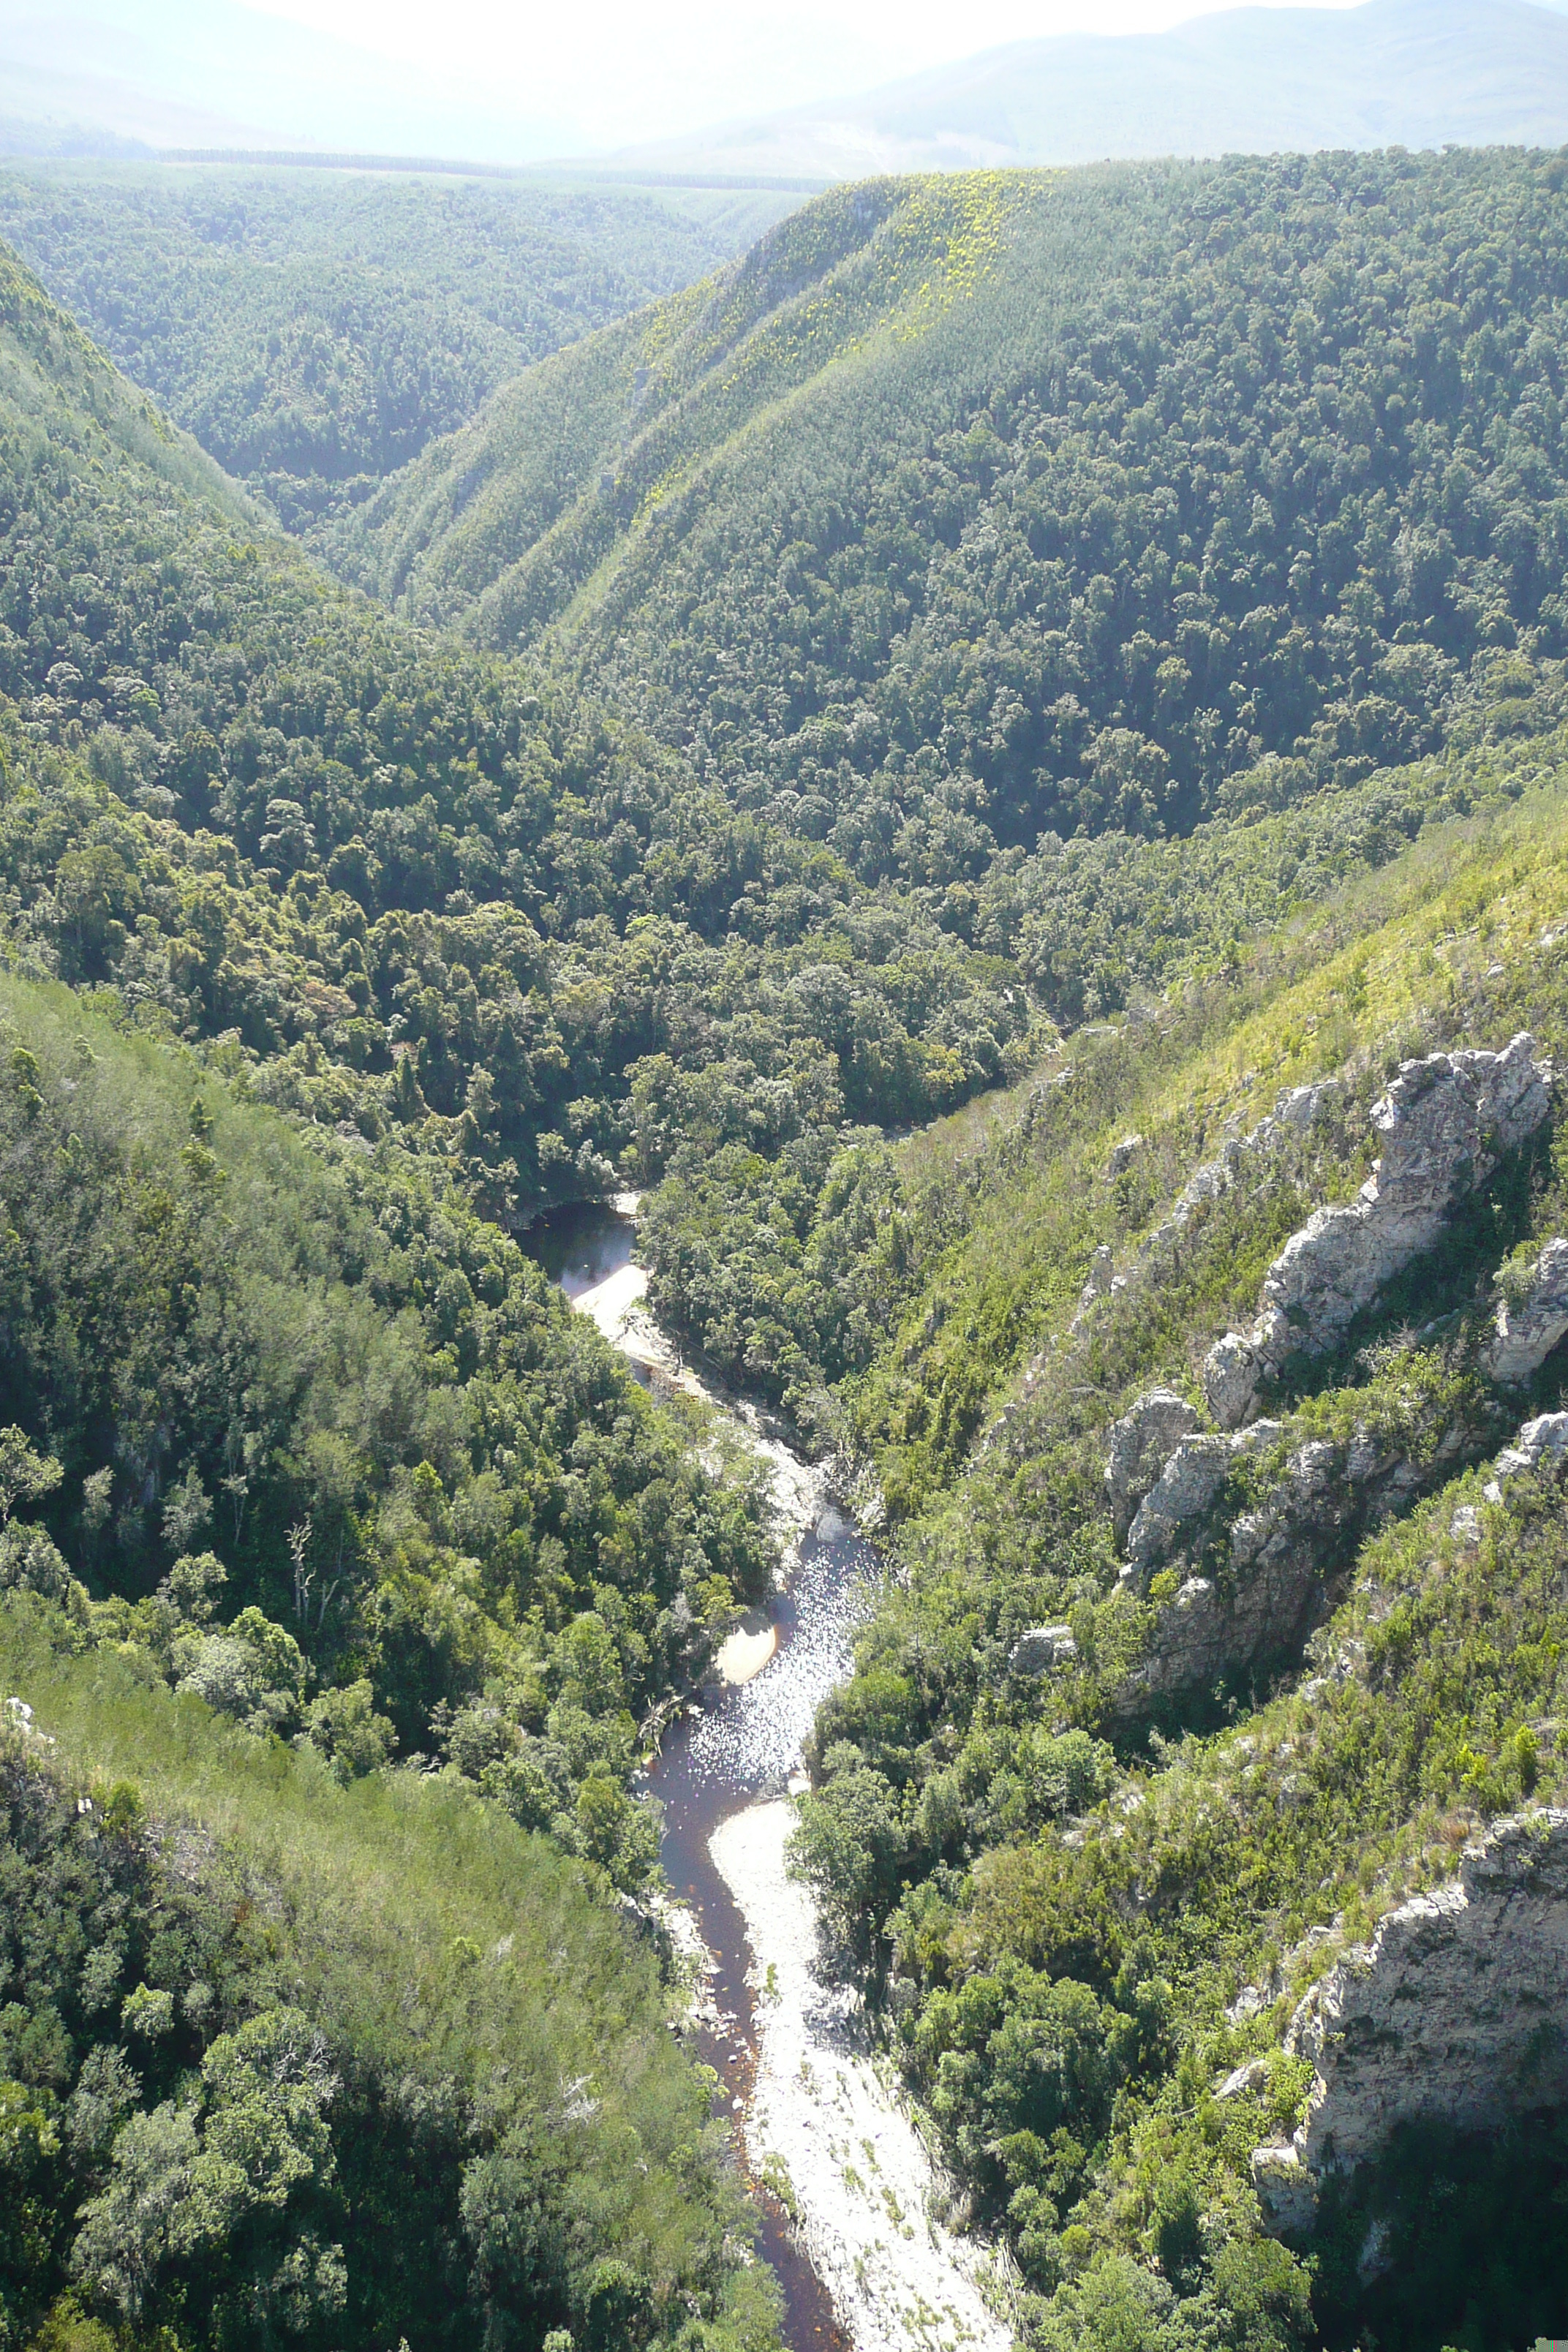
[[1107, 1403, 1484, 1718], [1204, 1036, 1552, 1429], [1485, 1237, 1568, 1384], [1252, 1810, 1568, 2236]]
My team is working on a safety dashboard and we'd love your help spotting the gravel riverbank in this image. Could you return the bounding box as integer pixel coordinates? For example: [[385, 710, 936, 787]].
[[712, 1799, 1016, 2352]]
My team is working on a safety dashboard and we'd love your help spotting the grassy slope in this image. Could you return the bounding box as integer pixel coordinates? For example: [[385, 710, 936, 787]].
[[0, 1597, 781, 2349], [788, 723, 1568, 2349], [344, 170, 1115, 636]]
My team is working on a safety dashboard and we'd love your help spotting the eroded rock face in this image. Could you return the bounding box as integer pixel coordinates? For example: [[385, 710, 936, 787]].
[[1009, 1623, 1078, 1675], [1105, 1389, 1200, 1543], [1485, 1237, 1568, 1384], [1204, 1036, 1552, 1428], [1114, 1408, 1483, 1719], [1254, 1812, 1568, 2236]]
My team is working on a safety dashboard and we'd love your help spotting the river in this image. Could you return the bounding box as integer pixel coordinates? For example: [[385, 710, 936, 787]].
[[523, 1200, 1014, 2352]]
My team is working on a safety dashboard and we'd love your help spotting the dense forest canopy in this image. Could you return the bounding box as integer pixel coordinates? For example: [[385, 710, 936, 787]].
[[3, 140, 1568, 2352], [347, 149, 1568, 881], [0, 233, 1033, 1232], [0, 165, 796, 536]]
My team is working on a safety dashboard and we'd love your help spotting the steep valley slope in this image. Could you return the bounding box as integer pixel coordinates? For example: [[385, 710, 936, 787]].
[[1, 142, 1568, 2352]]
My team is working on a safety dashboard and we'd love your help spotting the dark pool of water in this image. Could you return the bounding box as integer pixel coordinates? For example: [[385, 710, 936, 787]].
[[520, 1197, 638, 1297]]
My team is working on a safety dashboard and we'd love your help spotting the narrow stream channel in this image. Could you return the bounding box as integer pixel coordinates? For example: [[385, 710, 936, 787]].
[[650, 1512, 877, 2352], [524, 1199, 1010, 2352], [523, 1198, 872, 2348]]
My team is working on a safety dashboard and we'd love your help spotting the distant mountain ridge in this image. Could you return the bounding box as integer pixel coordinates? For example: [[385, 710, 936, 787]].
[[614, 0, 1568, 181], [8, 0, 1568, 183]]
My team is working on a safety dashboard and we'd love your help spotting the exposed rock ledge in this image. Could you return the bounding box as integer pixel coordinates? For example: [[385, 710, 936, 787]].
[[1485, 1237, 1568, 1384], [1253, 1810, 1568, 2237], [1103, 1402, 1485, 1719], [1204, 1036, 1552, 1429]]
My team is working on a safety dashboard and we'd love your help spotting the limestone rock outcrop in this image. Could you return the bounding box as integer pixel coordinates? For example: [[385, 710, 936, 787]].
[[1253, 1812, 1568, 2234], [1484, 1237, 1568, 1384], [1484, 1409, 1568, 1499], [1009, 1623, 1078, 1676], [1202, 1036, 1552, 1429], [1105, 1389, 1200, 1544], [1114, 1407, 1482, 1718]]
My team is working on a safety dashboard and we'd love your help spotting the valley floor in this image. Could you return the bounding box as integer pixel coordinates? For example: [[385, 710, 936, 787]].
[[712, 1798, 1016, 2352], [567, 1222, 1018, 2347]]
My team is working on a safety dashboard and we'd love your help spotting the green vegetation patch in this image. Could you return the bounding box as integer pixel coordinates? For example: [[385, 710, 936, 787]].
[[0, 1601, 780, 2351]]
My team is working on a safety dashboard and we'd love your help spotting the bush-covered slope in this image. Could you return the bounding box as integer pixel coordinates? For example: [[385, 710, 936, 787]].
[[0, 166, 796, 538], [782, 740, 1568, 2352], [0, 233, 1033, 1220], [348, 148, 1568, 883], [0, 1609, 780, 2352], [0, 970, 775, 1888], [636, 675, 1567, 1420]]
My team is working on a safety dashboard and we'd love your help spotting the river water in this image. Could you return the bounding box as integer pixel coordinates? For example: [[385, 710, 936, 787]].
[[522, 1200, 1010, 2352], [650, 1509, 878, 2351]]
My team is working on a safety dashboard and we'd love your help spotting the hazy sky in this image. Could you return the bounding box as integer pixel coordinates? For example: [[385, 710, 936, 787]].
[[244, 0, 1371, 149]]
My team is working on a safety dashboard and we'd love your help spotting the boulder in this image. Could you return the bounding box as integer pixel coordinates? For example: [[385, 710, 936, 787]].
[[1251, 2144, 1319, 2239], [1484, 1237, 1568, 1384], [1071, 1242, 1117, 1333], [1009, 1623, 1078, 1675], [1107, 1134, 1145, 1178], [1202, 1333, 1264, 1433], [1204, 1036, 1552, 1427], [1079, 1243, 1115, 1301], [1262, 1812, 1568, 2218], [1275, 1079, 1340, 1131], [1484, 1409, 1568, 1499], [1104, 1388, 1200, 1543]]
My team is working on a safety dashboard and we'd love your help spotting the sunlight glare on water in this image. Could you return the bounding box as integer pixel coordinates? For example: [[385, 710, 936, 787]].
[[685, 1507, 881, 1792]]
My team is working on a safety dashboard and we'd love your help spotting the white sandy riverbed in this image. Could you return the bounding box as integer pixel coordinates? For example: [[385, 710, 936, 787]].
[[569, 1232, 1011, 2345], [573, 1257, 827, 1564], [710, 1799, 1016, 2352], [715, 1618, 780, 1683]]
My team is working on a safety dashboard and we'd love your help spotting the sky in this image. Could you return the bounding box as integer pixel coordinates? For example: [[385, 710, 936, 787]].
[[241, 0, 1373, 151]]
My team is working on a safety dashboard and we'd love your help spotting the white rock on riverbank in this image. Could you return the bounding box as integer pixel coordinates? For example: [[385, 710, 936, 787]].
[[572, 1255, 829, 1566], [710, 1799, 1016, 2352]]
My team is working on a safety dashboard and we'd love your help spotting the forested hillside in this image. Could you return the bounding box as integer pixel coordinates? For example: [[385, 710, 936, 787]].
[[0, 211, 799, 2352], [6, 135, 1568, 2352], [0, 1608, 778, 2352], [335, 144, 1568, 1418], [350, 148, 1567, 873], [0, 166, 796, 537]]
